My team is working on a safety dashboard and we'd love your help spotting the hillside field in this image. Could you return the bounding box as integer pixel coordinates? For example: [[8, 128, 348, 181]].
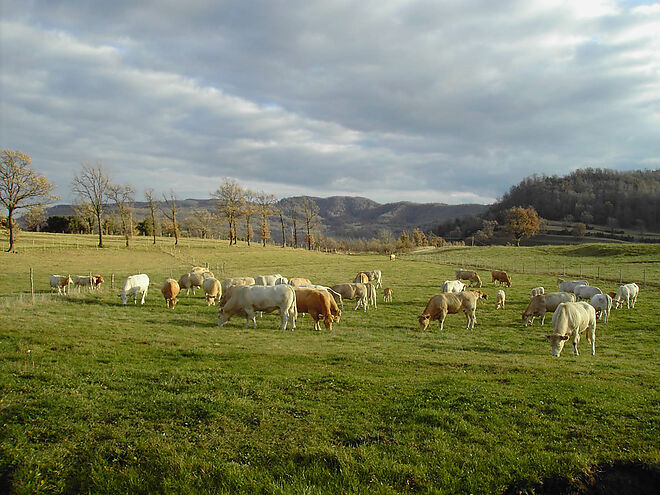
[[1, 233, 658, 494]]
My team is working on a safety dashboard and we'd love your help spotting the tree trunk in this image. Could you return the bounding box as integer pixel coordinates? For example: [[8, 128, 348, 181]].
[[280, 213, 285, 247], [96, 212, 104, 248], [6, 208, 15, 252], [151, 210, 156, 245]]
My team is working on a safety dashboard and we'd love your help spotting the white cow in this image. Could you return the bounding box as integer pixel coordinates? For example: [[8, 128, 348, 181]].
[[255, 274, 288, 286], [547, 301, 596, 357], [441, 280, 466, 293], [615, 283, 639, 309], [119, 274, 150, 305], [557, 279, 589, 293], [590, 293, 613, 322], [496, 290, 506, 309], [218, 284, 297, 330], [50, 275, 72, 295], [529, 286, 545, 299], [574, 284, 602, 301]]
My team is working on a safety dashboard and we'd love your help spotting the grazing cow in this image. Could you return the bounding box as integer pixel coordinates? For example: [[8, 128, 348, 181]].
[[530, 286, 545, 299], [73, 274, 104, 292], [383, 287, 393, 303], [547, 301, 596, 357], [203, 277, 222, 306], [365, 282, 377, 310], [496, 290, 506, 309], [50, 275, 72, 295], [491, 270, 512, 287], [590, 293, 613, 322], [161, 279, 180, 309], [221, 276, 255, 293], [522, 292, 576, 326], [367, 270, 383, 289], [119, 274, 150, 305], [390, 254, 396, 261], [298, 284, 344, 310], [353, 272, 369, 284], [614, 283, 639, 309], [557, 279, 589, 293], [289, 277, 312, 287], [441, 280, 466, 293], [331, 283, 369, 311], [255, 274, 288, 286], [574, 284, 602, 301], [417, 290, 487, 332], [178, 271, 207, 296], [294, 288, 338, 330], [455, 269, 482, 287], [217, 284, 297, 330]]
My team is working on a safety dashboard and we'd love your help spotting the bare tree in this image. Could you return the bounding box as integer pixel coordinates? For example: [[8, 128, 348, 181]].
[[242, 189, 257, 246], [72, 199, 95, 234], [256, 192, 277, 246], [109, 183, 135, 247], [213, 178, 244, 245], [1, 150, 59, 252], [161, 190, 180, 245], [300, 197, 319, 250], [144, 188, 160, 244], [187, 208, 216, 238], [277, 206, 286, 247], [71, 161, 111, 248]]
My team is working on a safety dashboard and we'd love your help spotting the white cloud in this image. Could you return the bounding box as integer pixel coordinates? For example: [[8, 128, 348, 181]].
[[1, 1, 658, 207]]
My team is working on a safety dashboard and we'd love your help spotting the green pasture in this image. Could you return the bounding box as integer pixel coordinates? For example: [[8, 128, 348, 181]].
[[1, 234, 658, 494]]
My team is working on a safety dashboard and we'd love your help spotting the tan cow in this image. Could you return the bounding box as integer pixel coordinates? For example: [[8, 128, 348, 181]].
[[218, 285, 297, 330], [455, 269, 482, 287], [203, 277, 222, 306], [73, 274, 104, 292], [491, 270, 512, 287], [289, 277, 313, 287], [331, 283, 369, 311], [353, 272, 369, 284], [383, 287, 393, 303], [389, 254, 396, 261], [161, 279, 180, 309], [522, 292, 576, 326], [417, 290, 487, 332]]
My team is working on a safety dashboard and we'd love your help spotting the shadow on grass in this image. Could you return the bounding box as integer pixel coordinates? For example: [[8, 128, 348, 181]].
[[503, 461, 660, 495]]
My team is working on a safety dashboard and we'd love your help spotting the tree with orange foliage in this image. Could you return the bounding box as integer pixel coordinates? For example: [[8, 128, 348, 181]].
[[503, 206, 540, 246]]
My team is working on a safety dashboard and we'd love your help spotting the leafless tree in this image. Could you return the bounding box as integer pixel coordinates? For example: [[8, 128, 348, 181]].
[[144, 188, 160, 244], [162, 190, 180, 245], [213, 178, 244, 245], [300, 197, 320, 250], [71, 161, 110, 248], [256, 192, 277, 246], [109, 183, 135, 247]]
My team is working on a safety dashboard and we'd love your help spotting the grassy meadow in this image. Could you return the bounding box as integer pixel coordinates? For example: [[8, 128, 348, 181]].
[[1, 233, 658, 494]]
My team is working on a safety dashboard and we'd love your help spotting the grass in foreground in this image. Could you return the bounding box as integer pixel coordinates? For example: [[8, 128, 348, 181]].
[[0, 235, 658, 494]]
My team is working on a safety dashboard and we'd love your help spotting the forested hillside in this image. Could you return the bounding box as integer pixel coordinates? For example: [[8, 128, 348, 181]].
[[490, 169, 659, 231]]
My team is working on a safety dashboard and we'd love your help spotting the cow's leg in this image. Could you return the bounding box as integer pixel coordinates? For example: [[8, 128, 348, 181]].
[[572, 332, 580, 355], [353, 299, 361, 311], [438, 311, 447, 331], [589, 326, 596, 355], [140, 289, 147, 305], [540, 313, 546, 326]]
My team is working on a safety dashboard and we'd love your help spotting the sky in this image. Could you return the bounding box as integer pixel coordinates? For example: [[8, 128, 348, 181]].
[[1, 0, 659, 205]]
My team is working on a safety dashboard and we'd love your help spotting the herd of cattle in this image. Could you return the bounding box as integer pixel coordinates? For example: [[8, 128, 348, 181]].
[[49, 266, 641, 357]]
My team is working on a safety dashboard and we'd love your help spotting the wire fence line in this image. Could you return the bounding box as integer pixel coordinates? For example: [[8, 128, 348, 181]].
[[403, 252, 657, 288]]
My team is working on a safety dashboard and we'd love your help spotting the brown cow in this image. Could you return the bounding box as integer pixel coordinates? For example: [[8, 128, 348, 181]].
[[161, 279, 180, 309], [383, 287, 393, 303], [491, 270, 512, 287], [294, 288, 336, 331]]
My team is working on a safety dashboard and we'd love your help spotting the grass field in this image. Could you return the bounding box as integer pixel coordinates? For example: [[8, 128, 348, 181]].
[[1, 233, 658, 494]]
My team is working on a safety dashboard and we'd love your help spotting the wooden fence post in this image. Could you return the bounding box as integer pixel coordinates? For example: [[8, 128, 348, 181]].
[[30, 267, 34, 304], [619, 268, 622, 284], [111, 273, 115, 290]]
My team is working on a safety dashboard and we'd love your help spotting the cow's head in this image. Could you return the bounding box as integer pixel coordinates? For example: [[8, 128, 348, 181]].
[[546, 334, 569, 357], [418, 314, 431, 331], [118, 293, 128, 305], [168, 297, 178, 309], [521, 311, 533, 327]]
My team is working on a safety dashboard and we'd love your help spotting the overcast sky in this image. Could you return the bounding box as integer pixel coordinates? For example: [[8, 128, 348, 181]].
[[2, 0, 659, 205]]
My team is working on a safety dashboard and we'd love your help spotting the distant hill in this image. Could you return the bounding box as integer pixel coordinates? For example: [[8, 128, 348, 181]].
[[40, 196, 489, 239], [489, 168, 660, 232]]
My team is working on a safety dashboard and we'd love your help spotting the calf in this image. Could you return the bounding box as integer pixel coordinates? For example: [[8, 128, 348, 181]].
[[491, 270, 512, 287], [496, 290, 505, 309], [383, 287, 393, 303]]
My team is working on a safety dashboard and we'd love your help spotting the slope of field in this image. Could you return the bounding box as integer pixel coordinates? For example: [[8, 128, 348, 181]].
[[1, 234, 658, 494]]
